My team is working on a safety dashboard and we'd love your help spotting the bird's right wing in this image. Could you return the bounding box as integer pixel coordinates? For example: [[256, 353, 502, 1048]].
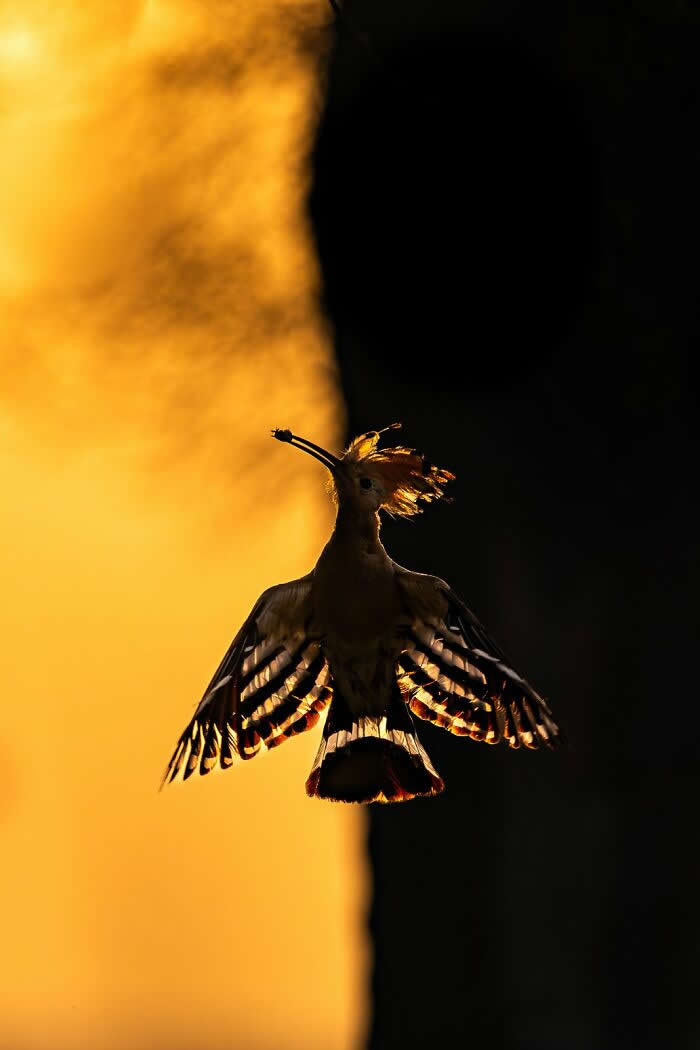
[[161, 575, 332, 787], [395, 569, 561, 750]]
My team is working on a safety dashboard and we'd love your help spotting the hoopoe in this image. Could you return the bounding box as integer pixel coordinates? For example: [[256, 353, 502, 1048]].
[[161, 426, 561, 803]]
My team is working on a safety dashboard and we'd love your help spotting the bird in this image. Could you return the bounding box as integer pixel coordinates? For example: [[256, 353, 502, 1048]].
[[161, 425, 561, 803]]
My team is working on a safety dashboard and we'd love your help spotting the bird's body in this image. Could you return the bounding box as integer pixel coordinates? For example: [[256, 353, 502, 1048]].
[[313, 516, 407, 717], [162, 426, 561, 803]]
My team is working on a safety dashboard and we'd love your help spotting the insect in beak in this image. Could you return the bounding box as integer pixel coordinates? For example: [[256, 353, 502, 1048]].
[[272, 428, 343, 473]]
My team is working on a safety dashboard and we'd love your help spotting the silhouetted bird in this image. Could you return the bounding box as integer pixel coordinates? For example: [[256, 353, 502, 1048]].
[[161, 426, 561, 802]]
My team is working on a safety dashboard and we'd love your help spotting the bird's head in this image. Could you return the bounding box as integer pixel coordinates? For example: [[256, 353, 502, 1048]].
[[272, 424, 454, 518]]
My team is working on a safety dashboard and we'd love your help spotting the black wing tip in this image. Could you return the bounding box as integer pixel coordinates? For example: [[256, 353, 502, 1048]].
[[158, 765, 174, 792], [158, 731, 191, 790]]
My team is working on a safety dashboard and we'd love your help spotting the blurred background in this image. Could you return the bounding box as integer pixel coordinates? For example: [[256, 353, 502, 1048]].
[[0, 3, 363, 1050], [2, 1, 698, 1049], [312, 2, 699, 1049]]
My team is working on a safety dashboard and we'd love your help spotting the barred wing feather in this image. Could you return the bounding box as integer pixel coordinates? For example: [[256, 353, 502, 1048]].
[[397, 581, 561, 750], [161, 576, 332, 786]]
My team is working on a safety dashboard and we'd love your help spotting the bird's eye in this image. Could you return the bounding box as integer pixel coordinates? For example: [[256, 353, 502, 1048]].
[[359, 477, 372, 490]]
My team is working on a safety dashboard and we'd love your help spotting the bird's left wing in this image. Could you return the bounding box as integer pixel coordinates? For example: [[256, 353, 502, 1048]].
[[161, 574, 331, 786], [395, 570, 561, 750]]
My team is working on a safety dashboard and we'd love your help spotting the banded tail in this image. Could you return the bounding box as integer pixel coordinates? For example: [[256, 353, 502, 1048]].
[[305, 684, 444, 804]]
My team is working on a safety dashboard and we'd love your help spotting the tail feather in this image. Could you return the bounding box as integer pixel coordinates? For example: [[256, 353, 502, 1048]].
[[305, 685, 444, 804]]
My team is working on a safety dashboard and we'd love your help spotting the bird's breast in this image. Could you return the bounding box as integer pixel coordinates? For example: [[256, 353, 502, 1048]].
[[311, 544, 409, 716], [312, 545, 403, 642]]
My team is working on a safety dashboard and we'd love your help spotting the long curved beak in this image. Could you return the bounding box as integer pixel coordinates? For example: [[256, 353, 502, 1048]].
[[272, 429, 342, 472]]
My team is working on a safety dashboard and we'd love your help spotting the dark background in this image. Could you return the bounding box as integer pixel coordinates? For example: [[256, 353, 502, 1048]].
[[309, 2, 699, 1048]]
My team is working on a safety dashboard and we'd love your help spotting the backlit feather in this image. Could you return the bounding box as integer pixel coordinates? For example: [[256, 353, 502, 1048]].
[[342, 425, 455, 517]]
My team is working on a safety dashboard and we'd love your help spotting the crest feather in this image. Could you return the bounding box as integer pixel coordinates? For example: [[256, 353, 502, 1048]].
[[343, 425, 455, 517]]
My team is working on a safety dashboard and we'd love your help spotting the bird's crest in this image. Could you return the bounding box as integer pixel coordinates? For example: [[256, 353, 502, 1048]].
[[343, 424, 455, 516]]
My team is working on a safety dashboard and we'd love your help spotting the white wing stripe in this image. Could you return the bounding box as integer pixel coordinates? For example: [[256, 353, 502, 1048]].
[[413, 623, 487, 681], [242, 636, 280, 676], [243, 657, 329, 729], [404, 643, 485, 699]]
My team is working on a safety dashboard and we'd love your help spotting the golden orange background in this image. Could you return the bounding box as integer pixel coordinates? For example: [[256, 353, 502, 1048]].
[[0, 3, 365, 1048]]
